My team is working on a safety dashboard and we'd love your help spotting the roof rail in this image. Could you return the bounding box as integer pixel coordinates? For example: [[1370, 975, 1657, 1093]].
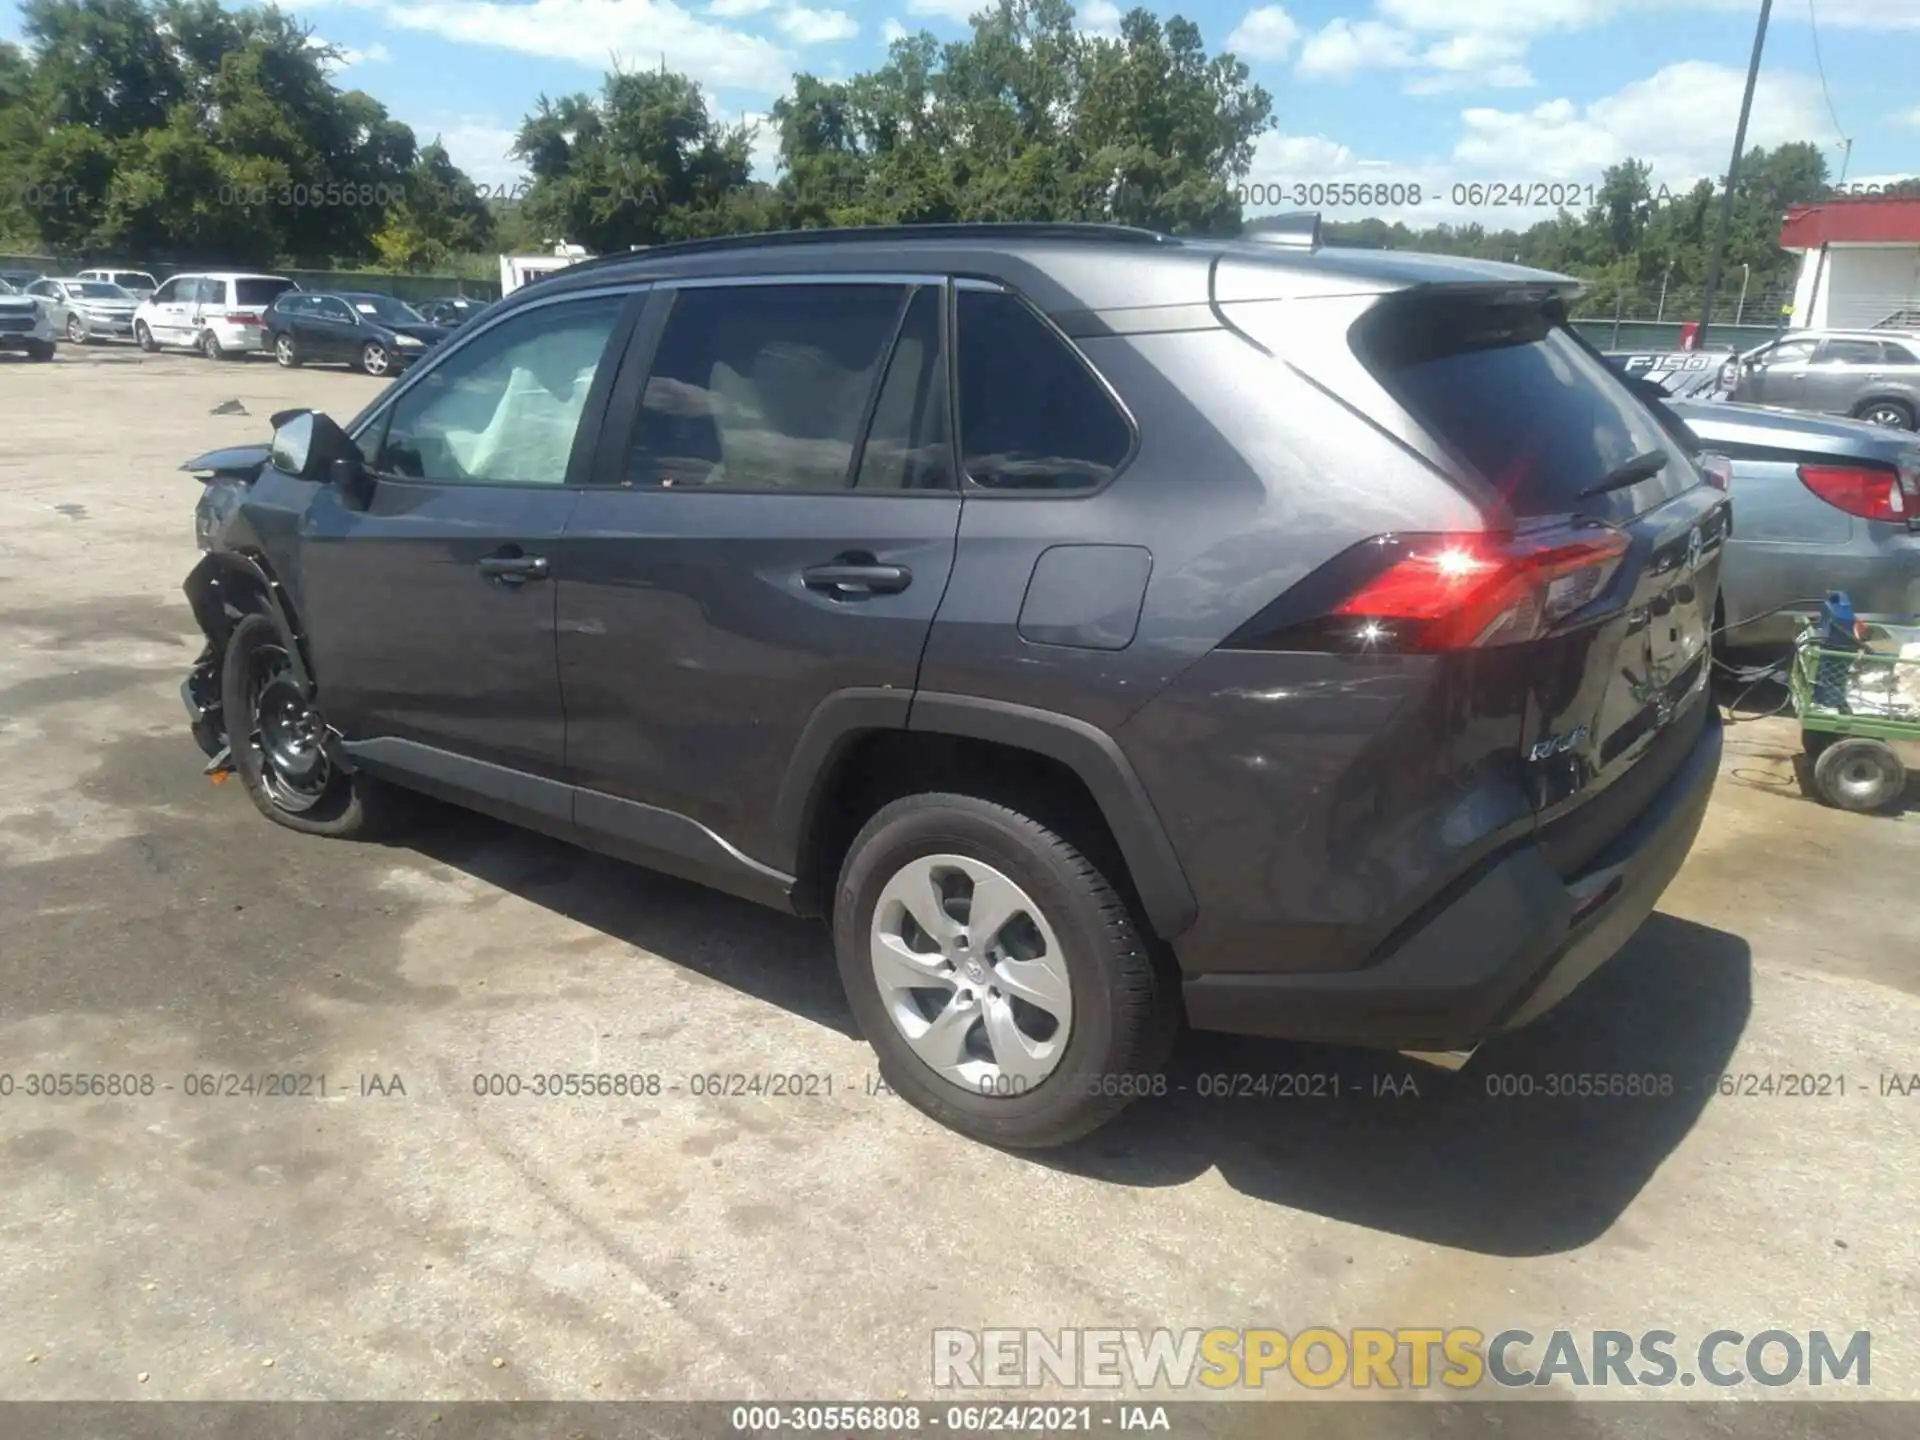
[[548, 221, 1184, 280], [1241, 211, 1322, 251]]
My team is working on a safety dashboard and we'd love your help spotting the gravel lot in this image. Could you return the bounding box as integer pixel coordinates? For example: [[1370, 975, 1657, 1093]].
[[2, 341, 1918, 1426]]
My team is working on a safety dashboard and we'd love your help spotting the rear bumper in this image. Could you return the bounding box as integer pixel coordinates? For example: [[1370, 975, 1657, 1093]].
[[1183, 705, 1722, 1049]]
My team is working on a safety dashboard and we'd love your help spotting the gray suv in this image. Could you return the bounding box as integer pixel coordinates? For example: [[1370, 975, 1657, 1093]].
[[1727, 329, 1920, 429], [177, 223, 1728, 1147]]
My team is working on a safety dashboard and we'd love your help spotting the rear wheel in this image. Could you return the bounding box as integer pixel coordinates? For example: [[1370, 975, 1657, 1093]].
[[359, 341, 391, 377], [274, 333, 300, 368], [1856, 399, 1915, 430], [833, 792, 1175, 1148], [1812, 737, 1907, 813], [200, 329, 224, 361], [219, 613, 394, 838]]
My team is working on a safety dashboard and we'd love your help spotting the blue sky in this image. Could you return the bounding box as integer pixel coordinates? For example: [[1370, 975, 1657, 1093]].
[[6, 0, 1918, 223]]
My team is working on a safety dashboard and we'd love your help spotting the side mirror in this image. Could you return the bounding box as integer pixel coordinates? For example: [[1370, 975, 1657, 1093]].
[[269, 409, 362, 482]]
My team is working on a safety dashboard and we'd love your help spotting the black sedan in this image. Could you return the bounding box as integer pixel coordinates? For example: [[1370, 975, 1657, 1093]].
[[265, 291, 454, 377]]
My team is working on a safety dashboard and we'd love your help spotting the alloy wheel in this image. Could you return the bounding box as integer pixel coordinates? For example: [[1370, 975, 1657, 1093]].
[[246, 643, 332, 814], [201, 331, 221, 360], [1861, 403, 1914, 430], [66, 315, 85, 344], [135, 322, 156, 352], [275, 336, 296, 367], [362, 343, 389, 376], [868, 854, 1073, 1093]]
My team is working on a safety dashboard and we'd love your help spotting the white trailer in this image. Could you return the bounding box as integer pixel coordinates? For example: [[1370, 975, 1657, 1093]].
[[498, 244, 594, 295]]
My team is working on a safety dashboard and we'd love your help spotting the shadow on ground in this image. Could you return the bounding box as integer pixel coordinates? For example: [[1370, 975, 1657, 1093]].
[[407, 802, 1751, 1257]]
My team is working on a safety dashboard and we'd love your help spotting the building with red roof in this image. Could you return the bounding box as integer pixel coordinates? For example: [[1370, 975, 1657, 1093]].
[[1782, 196, 1920, 331]]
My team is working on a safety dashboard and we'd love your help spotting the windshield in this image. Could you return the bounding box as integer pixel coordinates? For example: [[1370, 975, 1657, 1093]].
[[348, 295, 424, 324], [71, 281, 131, 299]]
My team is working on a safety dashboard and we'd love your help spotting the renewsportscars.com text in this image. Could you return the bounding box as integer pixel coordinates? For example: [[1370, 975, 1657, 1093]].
[[932, 1327, 1870, 1391]]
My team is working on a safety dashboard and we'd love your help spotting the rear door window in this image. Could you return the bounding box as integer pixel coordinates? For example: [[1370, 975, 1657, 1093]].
[[627, 283, 908, 491], [1357, 295, 1695, 519], [954, 289, 1132, 491], [236, 278, 295, 307], [1818, 339, 1885, 365]]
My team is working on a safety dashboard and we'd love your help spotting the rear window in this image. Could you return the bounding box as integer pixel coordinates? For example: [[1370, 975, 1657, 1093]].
[[236, 279, 297, 307], [1358, 296, 1694, 518]]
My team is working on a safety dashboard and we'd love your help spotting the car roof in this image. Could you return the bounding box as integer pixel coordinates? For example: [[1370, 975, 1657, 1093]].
[[167, 271, 295, 281], [521, 222, 1576, 318]]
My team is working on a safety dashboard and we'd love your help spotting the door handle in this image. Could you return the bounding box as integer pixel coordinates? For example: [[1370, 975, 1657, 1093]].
[[479, 554, 550, 583], [802, 561, 912, 596]]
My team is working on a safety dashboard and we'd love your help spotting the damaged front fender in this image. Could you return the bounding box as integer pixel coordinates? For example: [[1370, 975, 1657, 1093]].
[[181, 552, 317, 764]]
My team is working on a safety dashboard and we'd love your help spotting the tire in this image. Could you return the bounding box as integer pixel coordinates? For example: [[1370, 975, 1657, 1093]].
[[200, 329, 224, 361], [1812, 738, 1907, 813], [135, 320, 158, 352], [1855, 399, 1916, 431], [65, 315, 86, 344], [274, 333, 300, 368], [359, 341, 391, 377], [25, 339, 53, 362], [833, 792, 1176, 1148], [219, 612, 394, 838]]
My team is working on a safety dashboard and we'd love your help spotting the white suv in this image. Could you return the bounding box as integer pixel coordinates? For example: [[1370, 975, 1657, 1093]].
[[133, 272, 300, 359]]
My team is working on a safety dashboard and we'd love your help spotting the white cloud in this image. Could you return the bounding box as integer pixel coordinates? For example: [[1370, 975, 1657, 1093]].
[[411, 117, 528, 190], [774, 5, 856, 41], [308, 35, 393, 71], [1226, 5, 1300, 61], [1404, 32, 1531, 91], [1295, 19, 1415, 78], [1078, 0, 1123, 39], [905, 0, 979, 24], [361, 0, 796, 93], [709, 0, 776, 13], [1895, 106, 1920, 127], [1238, 57, 1840, 229], [881, 16, 909, 41], [1453, 62, 1835, 184]]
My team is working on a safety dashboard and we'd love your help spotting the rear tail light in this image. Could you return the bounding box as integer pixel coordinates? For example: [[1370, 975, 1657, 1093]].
[[224, 312, 261, 325], [1698, 452, 1732, 491], [1231, 527, 1632, 655], [1798, 464, 1906, 522]]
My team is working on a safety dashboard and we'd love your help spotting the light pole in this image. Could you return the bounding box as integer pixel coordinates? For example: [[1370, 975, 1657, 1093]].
[[1697, 0, 1773, 348], [1657, 264, 1672, 322], [1736, 262, 1751, 325]]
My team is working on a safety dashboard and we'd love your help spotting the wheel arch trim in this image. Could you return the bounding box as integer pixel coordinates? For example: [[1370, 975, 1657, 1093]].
[[906, 693, 1197, 939], [183, 550, 314, 692], [772, 688, 1198, 940]]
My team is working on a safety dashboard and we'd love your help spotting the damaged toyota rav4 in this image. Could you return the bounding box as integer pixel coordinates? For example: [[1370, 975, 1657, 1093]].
[[180, 221, 1728, 1149]]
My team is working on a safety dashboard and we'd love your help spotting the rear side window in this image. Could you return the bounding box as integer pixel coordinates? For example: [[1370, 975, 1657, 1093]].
[[1358, 296, 1693, 518], [236, 278, 295, 306], [955, 289, 1131, 491], [1821, 339, 1885, 364], [628, 283, 908, 491]]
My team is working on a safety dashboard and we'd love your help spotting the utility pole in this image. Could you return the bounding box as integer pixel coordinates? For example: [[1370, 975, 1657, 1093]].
[[1697, 0, 1773, 349]]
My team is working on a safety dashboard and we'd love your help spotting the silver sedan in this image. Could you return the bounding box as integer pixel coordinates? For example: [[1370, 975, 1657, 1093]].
[[27, 277, 141, 344]]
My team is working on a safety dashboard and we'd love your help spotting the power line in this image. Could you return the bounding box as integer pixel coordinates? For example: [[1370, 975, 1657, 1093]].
[[1807, 0, 1850, 180]]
